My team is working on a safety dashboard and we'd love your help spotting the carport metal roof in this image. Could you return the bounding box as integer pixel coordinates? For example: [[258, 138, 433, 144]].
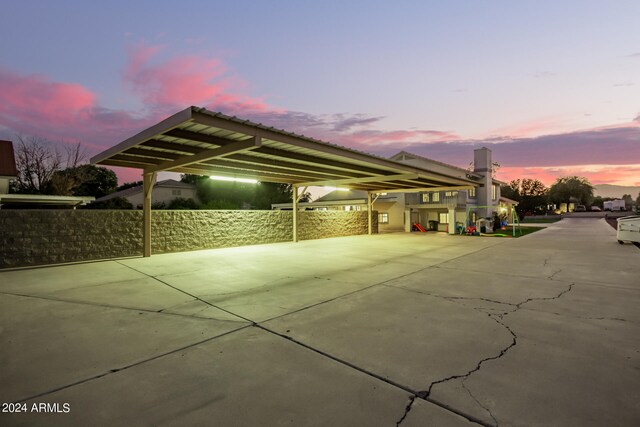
[[90, 106, 479, 257], [90, 106, 476, 192]]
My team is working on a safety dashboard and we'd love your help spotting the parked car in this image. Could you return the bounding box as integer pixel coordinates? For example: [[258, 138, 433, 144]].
[[574, 205, 586, 212], [590, 206, 602, 212]]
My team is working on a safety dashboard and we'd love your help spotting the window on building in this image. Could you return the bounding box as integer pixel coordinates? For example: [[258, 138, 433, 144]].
[[432, 192, 440, 202], [422, 193, 429, 203], [378, 212, 389, 224], [445, 191, 457, 197], [439, 212, 449, 223], [316, 207, 328, 211], [468, 187, 476, 198], [492, 185, 498, 200], [344, 205, 361, 211], [172, 189, 182, 196]]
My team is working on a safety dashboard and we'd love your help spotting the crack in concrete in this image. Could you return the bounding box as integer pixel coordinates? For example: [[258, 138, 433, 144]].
[[414, 283, 575, 424], [425, 313, 517, 399], [462, 379, 498, 426], [518, 307, 631, 324], [514, 283, 574, 310], [405, 289, 517, 308], [547, 269, 562, 279], [395, 395, 416, 426]]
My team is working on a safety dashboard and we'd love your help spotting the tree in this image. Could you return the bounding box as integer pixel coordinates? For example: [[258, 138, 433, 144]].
[[252, 182, 311, 209], [13, 136, 86, 194], [549, 176, 594, 207], [500, 181, 519, 201], [116, 181, 143, 191], [500, 178, 548, 219], [180, 174, 202, 185], [622, 194, 633, 210], [50, 164, 117, 197], [182, 174, 310, 210], [72, 165, 117, 198], [591, 196, 604, 209]]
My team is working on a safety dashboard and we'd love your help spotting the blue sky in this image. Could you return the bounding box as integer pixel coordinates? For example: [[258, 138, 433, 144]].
[[1, 0, 639, 185]]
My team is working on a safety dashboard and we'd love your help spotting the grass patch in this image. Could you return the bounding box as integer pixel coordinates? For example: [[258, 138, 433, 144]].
[[510, 226, 545, 237], [458, 226, 544, 238], [521, 217, 561, 223]]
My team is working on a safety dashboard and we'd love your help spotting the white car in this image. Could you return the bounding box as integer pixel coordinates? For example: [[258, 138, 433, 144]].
[[590, 206, 602, 212]]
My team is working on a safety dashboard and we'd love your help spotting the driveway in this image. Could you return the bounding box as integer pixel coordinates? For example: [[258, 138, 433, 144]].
[[1, 219, 638, 426]]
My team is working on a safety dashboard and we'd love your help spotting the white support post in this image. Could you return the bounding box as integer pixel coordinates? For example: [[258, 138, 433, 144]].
[[367, 192, 372, 235], [143, 172, 157, 257], [404, 209, 411, 232], [448, 207, 456, 235], [292, 185, 298, 242]]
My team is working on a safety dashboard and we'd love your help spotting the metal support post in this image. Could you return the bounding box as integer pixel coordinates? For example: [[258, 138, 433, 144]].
[[367, 192, 372, 235], [292, 185, 298, 242], [143, 172, 156, 257]]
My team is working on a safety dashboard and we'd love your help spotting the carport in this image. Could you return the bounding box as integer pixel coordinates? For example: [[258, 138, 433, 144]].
[[91, 106, 477, 256]]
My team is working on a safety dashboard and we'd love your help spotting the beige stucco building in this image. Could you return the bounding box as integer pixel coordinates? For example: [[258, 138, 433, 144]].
[[273, 147, 517, 234]]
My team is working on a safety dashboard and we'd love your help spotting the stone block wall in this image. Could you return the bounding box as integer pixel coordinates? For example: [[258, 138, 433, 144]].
[[152, 210, 293, 253], [0, 210, 143, 268], [0, 210, 377, 269], [298, 210, 374, 240]]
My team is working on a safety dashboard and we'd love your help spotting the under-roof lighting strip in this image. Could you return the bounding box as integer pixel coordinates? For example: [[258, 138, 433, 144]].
[[210, 176, 258, 184]]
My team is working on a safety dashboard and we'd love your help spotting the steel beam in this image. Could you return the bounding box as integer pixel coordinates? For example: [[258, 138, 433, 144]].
[[371, 185, 476, 194], [298, 173, 420, 188], [144, 137, 261, 174]]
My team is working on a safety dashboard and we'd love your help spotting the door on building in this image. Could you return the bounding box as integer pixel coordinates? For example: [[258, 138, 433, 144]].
[[411, 211, 420, 227]]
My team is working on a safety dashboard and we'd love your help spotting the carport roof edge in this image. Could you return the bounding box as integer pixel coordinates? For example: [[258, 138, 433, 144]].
[[90, 106, 477, 191]]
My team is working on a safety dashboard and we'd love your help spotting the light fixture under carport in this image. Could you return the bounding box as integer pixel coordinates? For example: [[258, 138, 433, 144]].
[[210, 175, 258, 184]]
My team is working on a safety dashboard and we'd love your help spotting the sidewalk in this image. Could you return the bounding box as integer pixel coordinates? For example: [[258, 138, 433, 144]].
[[1, 219, 638, 426]]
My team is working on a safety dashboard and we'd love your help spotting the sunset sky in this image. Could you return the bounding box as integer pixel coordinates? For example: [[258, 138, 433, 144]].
[[1, 1, 639, 187]]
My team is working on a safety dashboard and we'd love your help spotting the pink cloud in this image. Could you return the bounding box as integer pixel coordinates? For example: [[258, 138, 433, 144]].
[[0, 67, 95, 129], [339, 129, 460, 147], [484, 116, 570, 139], [124, 43, 270, 113], [0, 67, 155, 152]]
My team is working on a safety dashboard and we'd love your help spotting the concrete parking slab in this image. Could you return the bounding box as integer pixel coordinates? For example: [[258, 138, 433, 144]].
[[262, 285, 513, 392], [18, 277, 196, 312], [1, 218, 638, 426], [4, 328, 414, 427], [431, 309, 640, 426], [0, 294, 248, 403], [0, 261, 148, 293]]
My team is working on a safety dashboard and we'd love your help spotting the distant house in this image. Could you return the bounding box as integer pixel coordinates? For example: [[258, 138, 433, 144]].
[[0, 140, 18, 194], [0, 140, 94, 208], [94, 179, 197, 209], [272, 190, 406, 232], [273, 147, 517, 233]]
